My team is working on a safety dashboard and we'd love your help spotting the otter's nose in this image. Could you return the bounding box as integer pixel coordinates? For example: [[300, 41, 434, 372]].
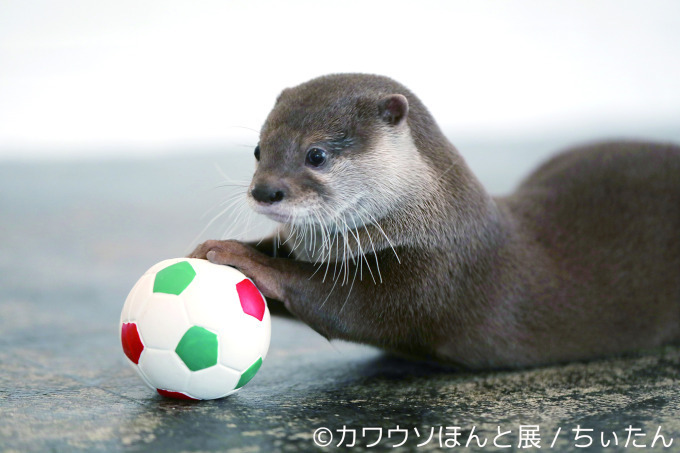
[[251, 183, 286, 204]]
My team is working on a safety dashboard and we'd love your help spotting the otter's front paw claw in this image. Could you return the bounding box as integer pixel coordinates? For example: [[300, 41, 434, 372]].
[[188, 239, 238, 260]]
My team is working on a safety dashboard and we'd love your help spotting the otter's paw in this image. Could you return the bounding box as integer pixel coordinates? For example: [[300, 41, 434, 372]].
[[189, 240, 284, 301]]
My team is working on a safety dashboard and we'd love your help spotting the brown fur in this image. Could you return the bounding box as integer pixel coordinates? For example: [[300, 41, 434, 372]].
[[190, 74, 680, 369]]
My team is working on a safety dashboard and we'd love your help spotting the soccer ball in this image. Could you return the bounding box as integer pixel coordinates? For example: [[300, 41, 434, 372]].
[[120, 258, 271, 400]]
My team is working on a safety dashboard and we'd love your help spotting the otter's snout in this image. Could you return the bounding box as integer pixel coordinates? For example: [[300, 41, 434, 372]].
[[251, 182, 286, 204]]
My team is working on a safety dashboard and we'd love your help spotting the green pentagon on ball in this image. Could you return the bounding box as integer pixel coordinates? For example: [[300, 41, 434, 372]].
[[175, 326, 218, 371], [153, 261, 196, 295], [236, 357, 263, 389]]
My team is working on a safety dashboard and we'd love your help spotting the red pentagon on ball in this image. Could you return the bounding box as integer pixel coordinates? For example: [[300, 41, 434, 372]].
[[236, 279, 265, 321], [156, 389, 198, 401], [121, 322, 144, 364]]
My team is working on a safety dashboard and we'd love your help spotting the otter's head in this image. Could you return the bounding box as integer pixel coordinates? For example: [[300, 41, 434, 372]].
[[248, 74, 434, 231]]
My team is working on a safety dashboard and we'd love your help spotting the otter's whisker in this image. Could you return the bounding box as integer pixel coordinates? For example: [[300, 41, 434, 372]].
[[350, 210, 377, 285], [311, 208, 327, 264], [223, 199, 253, 240], [283, 223, 296, 248], [316, 205, 336, 283], [214, 163, 253, 185], [339, 249, 361, 314], [339, 217, 351, 286], [346, 214, 365, 282], [226, 125, 260, 135], [359, 212, 383, 284], [201, 189, 246, 220], [189, 191, 247, 253], [359, 205, 401, 264], [307, 210, 330, 280]]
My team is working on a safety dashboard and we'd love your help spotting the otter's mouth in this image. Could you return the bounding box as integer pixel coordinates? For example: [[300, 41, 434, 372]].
[[250, 201, 330, 227], [262, 211, 291, 223], [250, 203, 292, 223]]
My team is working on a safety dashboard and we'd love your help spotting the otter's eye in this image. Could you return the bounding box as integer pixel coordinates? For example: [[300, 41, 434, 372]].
[[306, 147, 327, 168], [254, 145, 260, 161]]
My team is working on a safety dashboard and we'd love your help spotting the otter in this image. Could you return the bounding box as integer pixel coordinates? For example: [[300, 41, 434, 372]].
[[189, 73, 680, 369]]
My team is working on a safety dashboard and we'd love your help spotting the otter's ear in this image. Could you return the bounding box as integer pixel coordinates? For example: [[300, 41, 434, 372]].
[[378, 94, 409, 126]]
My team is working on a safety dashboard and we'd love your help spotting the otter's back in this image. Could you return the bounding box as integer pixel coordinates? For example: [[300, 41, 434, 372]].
[[501, 142, 680, 352], [508, 141, 680, 257]]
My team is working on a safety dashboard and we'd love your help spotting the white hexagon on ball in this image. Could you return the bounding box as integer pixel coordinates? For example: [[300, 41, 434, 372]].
[[138, 348, 192, 393], [138, 294, 191, 350], [182, 261, 245, 332], [188, 364, 242, 400]]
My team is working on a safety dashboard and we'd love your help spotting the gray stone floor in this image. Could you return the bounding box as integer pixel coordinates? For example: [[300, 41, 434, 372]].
[[1, 146, 679, 452]]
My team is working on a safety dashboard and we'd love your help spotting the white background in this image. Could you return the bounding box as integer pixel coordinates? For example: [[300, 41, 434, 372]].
[[1, 0, 679, 159]]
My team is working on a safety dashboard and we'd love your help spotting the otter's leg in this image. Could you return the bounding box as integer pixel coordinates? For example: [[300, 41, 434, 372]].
[[215, 236, 295, 318], [188, 239, 404, 344]]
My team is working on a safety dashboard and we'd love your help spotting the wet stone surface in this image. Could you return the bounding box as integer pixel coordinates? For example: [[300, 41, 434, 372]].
[[1, 155, 679, 452]]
